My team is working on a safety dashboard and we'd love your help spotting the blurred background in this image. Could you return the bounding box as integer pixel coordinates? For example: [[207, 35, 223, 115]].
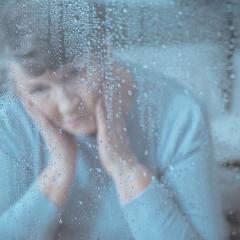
[[1, 0, 240, 238]]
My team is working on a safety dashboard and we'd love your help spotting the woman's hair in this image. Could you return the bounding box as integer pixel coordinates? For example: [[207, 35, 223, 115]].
[[0, 0, 106, 76]]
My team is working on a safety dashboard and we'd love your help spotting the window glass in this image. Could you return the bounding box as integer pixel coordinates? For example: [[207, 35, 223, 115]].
[[0, 1, 238, 239]]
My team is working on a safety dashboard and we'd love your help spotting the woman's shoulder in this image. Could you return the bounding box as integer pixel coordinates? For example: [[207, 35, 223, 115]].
[[0, 93, 36, 145], [162, 79, 207, 126], [127, 65, 208, 146], [131, 64, 207, 121], [0, 93, 27, 125]]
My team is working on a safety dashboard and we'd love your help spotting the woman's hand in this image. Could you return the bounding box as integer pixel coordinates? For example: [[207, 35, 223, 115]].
[[23, 99, 77, 165], [22, 99, 77, 206], [95, 98, 135, 174], [95, 99, 151, 203]]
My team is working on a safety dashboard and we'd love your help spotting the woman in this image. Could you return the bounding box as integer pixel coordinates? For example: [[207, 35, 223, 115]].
[[0, 0, 228, 239]]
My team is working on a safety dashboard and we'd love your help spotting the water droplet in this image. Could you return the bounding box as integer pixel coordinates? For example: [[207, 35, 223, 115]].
[[128, 90, 133, 96], [184, 89, 189, 95], [74, 15, 80, 22], [169, 165, 174, 171]]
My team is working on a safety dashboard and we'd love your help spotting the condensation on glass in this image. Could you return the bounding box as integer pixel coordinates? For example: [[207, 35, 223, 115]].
[[0, 0, 239, 239]]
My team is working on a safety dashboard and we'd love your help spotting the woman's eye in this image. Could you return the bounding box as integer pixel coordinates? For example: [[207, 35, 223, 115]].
[[61, 77, 77, 84], [30, 86, 50, 94], [62, 69, 80, 83]]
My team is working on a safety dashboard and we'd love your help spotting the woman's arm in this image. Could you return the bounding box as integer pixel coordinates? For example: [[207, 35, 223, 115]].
[[0, 167, 59, 239], [95, 95, 228, 240], [25, 99, 78, 207], [0, 100, 77, 239], [124, 97, 228, 240]]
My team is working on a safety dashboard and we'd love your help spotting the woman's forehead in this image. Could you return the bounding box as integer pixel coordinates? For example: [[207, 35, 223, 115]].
[[13, 61, 99, 85]]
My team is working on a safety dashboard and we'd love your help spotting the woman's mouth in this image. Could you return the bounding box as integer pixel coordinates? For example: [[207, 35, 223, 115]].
[[64, 116, 82, 126], [64, 114, 95, 128]]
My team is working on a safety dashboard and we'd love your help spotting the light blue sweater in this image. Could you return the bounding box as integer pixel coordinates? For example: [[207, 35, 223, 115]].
[[0, 66, 228, 239]]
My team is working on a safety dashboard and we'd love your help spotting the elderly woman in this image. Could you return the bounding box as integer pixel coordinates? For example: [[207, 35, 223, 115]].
[[0, 0, 228, 239]]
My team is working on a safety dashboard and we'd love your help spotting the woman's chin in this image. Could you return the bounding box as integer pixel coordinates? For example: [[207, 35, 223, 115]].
[[63, 121, 97, 136]]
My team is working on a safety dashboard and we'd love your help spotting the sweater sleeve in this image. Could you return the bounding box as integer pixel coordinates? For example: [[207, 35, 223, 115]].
[[0, 98, 61, 239], [0, 176, 60, 239], [121, 95, 229, 240]]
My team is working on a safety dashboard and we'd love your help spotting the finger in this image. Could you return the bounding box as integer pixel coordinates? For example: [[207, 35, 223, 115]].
[[25, 102, 67, 150], [95, 99, 109, 143], [21, 96, 56, 135], [28, 103, 50, 130], [20, 95, 39, 121]]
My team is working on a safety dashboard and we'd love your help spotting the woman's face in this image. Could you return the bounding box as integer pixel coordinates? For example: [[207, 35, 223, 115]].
[[12, 62, 102, 135]]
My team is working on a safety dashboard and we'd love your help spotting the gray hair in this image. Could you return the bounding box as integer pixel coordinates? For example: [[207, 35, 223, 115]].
[[0, 0, 106, 76]]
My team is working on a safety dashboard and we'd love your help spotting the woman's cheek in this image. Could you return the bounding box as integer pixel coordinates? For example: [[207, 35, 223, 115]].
[[79, 90, 95, 113], [31, 95, 47, 110], [33, 95, 60, 122]]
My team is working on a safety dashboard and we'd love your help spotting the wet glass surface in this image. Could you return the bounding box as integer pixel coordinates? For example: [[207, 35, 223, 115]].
[[0, 1, 239, 239]]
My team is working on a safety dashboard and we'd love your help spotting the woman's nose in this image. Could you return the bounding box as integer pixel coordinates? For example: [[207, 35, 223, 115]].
[[55, 86, 79, 114]]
